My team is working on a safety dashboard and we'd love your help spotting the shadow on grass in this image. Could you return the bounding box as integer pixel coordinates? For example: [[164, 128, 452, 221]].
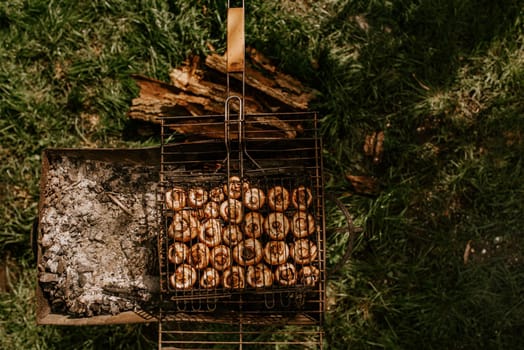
[[316, 0, 521, 133], [314, 0, 524, 349]]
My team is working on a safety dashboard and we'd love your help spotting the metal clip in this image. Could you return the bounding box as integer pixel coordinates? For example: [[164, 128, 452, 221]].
[[280, 292, 292, 308], [206, 297, 217, 312], [175, 298, 186, 312], [264, 292, 276, 309], [191, 296, 202, 312]]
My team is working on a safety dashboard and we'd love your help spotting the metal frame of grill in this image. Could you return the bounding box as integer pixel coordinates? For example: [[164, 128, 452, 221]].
[[157, 112, 326, 348]]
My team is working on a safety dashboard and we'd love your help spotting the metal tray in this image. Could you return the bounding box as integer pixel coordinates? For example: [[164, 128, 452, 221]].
[[36, 147, 161, 325]]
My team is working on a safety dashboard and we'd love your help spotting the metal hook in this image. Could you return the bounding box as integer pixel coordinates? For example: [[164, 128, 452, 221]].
[[264, 292, 276, 309], [175, 297, 186, 312], [280, 292, 292, 308], [206, 297, 217, 312], [192, 296, 202, 312]]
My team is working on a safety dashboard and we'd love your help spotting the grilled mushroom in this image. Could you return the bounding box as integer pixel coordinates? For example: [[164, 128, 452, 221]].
[[167, 242, 189, 265], [263, 240, 289, 265], [247, 263, 273, 288], [232, 239, 263, 266], [243, 187, 266, 211], [223, 266, 246, 289], [188, 242, 210, 270], [199, 267, 221, 289], [290, 239, 318, 265], [165, 186, 187, 211], [170, 264, 197, 290], [210, 245, 232, 271], [274, 263, 297, 286], [263, 212, 290, 240], [209, 186, 225, 203], [223, 176, 248, 199], [267, 185, 290, 212], [222, 224, 244, 246], [243, 211, 264, 239], [298, 265, 320, 287], [187, 187, 209, 208], [203, 201, 220, 219], [291, 211, 316, 238], [291, 186, 313, 210], [220, 198, 244, 224], [199, 218, 223, 247], [168, 211, 201, 242]]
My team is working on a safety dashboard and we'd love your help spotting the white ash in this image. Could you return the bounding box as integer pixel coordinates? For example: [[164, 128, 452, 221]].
[[38, 155, 160, 317]]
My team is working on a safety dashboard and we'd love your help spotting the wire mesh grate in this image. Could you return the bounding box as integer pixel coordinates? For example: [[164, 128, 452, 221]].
[[157, 112, 325, 348]]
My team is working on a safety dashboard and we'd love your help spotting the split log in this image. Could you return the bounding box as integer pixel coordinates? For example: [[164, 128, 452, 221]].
[[205, 52, 317, 111], [129, 75, 300, 139], [128, 49, 318, 139], [168, 63, 267, 113]]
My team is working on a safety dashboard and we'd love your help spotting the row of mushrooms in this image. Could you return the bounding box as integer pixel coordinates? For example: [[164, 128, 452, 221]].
[[164, 177, 321, 290]]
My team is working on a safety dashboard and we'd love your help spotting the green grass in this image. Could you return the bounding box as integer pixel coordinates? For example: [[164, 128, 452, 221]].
[[1, 0, 523, 349]]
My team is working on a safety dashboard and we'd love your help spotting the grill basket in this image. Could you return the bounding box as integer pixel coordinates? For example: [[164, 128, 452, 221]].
[[157, 112, 326, 348]]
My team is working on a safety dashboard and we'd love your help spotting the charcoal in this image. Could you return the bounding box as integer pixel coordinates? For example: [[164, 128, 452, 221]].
[[38, 155, 159, 317]]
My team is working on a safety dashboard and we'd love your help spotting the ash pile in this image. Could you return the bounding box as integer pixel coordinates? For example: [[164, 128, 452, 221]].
[[38, 154, 159, 317]]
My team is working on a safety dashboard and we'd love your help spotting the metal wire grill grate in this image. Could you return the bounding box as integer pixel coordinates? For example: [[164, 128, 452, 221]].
[[157, 112, 325, 329]]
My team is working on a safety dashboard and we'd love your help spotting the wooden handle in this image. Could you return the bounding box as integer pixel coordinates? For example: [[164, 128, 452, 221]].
[[227, 7, 245, 73]]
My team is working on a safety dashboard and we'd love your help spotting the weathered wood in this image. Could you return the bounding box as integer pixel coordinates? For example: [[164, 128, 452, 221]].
[[128, 49, 318, 139], [168, 65, 266, 113], [129, 75, 299, 139], [205, 53, 317, 110], [247, 47, 276, 73]]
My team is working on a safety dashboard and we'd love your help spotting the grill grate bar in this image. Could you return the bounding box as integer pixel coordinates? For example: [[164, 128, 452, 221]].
[[162, 340, 319, 345], [159, 112, 318, 142], [159, 319, 323, 349], [162, 330, 321, 335]]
